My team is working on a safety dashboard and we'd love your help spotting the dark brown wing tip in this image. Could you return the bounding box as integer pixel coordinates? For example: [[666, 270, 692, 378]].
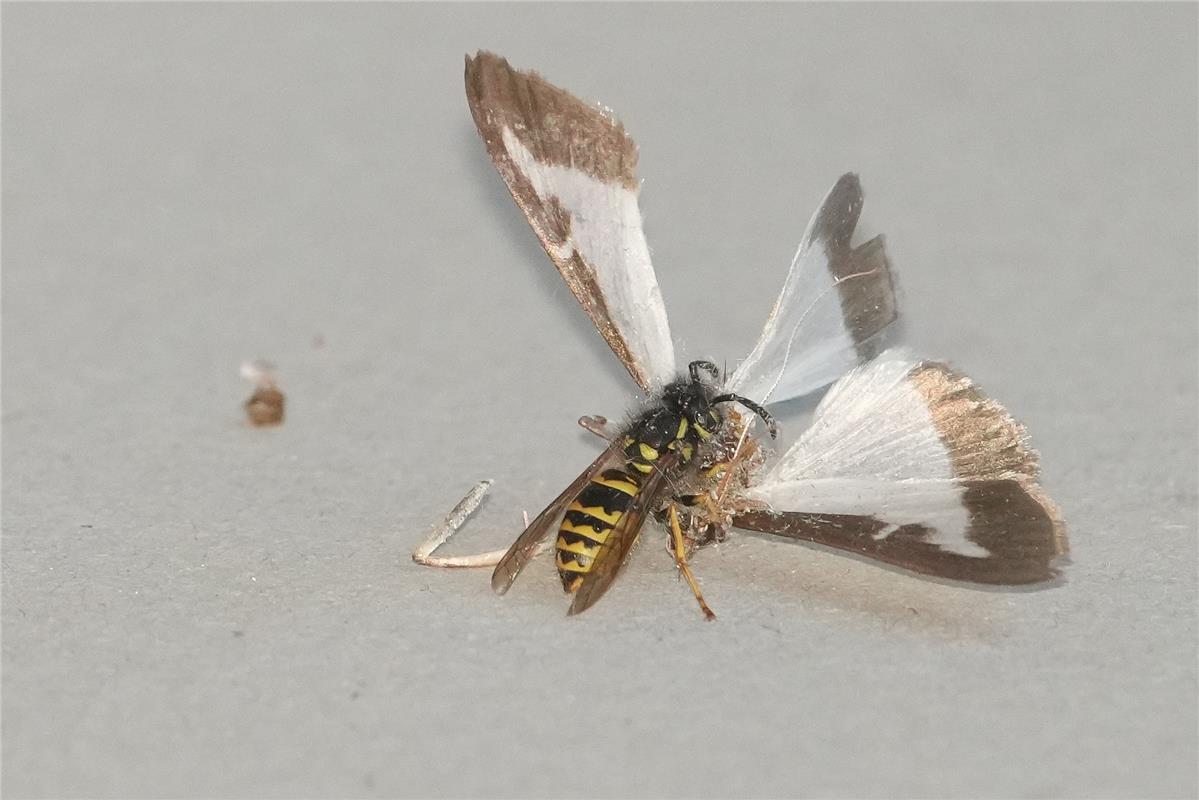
[[464, 50, 496, 106], [735, 473, 1067, 587], [908, 361, 1044, 483], [1020, 477, 1069, 557], [813, 173, 865, 250], [465, 50, 503, 78], [814, 172, 897, 357], [461, 50, 639, 189], [835, 171, 862, 196], [465, 49, 497, 66], [464, 51, 519, 118], [960, 477, 1068, 583]]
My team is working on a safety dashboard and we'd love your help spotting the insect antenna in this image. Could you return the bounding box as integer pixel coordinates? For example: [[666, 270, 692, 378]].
[[710, 393, 778, 439]]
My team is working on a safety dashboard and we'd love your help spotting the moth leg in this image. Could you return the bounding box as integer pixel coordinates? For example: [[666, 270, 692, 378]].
[[412, 480, 550, 568], [710, 425, 763, 509], [578, 414, 617, 441], [667, 503, 716, 621]]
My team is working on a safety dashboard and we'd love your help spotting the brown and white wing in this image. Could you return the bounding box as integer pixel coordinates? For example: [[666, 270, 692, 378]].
[[726, 174, 897, 405], [465, 51, 675, 393], [734, 352, 1067, 584], [491, 438, 625, 595]]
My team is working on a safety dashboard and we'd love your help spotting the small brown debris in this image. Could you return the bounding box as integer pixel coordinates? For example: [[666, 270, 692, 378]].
[[240, 360, 285, 426]]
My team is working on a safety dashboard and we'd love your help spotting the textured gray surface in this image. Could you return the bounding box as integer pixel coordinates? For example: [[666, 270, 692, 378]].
[[3, 4, 1196, 798]]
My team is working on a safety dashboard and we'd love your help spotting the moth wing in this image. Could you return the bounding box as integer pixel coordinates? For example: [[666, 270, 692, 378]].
[[568, 465, 670, 616], [726, 174, 897, 405], [465, 51, 675, 393], [491, 438, 626, 594], [734, 352, 1067, 583], [735, 478, 1064, 584]]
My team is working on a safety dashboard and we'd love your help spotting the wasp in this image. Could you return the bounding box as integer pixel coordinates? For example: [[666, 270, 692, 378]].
[[498, 361, 776, 618]]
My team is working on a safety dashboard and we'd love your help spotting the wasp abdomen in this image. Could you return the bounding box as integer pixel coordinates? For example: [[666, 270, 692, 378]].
[[555, 406, 700, 592], [555, 467, 642, 592]]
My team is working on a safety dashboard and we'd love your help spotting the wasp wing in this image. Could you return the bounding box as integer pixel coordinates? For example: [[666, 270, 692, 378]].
[[465, 51, 675, 393], [568, 464, 671, 616], [733, 352, 1067, 584], [491, 438, 626, 594], [726, 174, 897, 405]]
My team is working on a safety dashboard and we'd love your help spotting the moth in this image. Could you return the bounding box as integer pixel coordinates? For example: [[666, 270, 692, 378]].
[[412, 51, 1067, 619]]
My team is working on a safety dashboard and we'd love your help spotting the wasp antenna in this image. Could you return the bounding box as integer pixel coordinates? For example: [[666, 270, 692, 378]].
[[710, 393, 778, 439]]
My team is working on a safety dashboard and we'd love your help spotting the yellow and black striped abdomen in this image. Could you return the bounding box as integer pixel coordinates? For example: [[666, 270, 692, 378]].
[[556, 467, 642, 592]]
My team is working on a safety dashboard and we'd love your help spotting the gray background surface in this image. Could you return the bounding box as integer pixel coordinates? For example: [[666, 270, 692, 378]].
[[3, 3, 1197, 798]]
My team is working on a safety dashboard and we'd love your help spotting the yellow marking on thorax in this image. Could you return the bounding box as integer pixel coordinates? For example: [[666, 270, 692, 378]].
[[694, 423, 712, 440], [676, 418, 689, 439], [638, 442, 659, 461], [559, 520, 613, 540], [567, 501, 622, 525], [595, 475, 640, 495], [630, 461, 654, 474]]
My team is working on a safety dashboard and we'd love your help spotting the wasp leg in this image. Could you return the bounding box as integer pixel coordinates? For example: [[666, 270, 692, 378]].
[[411, 480, 550, 567], [667, 503, 717, 621], [666, 498, 719, 552]]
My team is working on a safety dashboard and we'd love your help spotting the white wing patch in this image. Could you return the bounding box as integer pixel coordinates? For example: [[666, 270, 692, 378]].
[[748, 478, 984, 558], [739, 351, 1066, 574], [767, 351, 953, 482], [728, 174, 896, 405], [465, 52, 676, 393], [500, 127, 674, 389], [747, 351, 996, 559]]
